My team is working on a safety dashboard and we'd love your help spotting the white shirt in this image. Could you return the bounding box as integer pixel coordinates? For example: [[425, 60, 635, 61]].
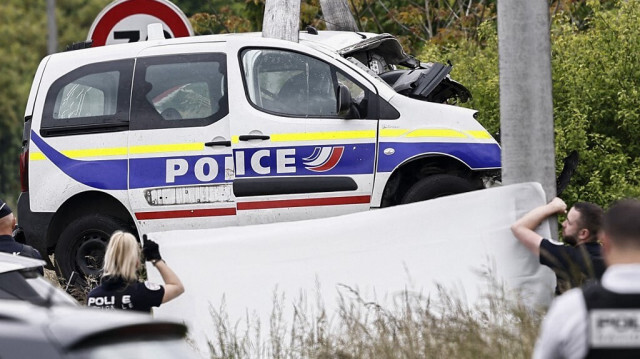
[[533, 264, 640, 359]]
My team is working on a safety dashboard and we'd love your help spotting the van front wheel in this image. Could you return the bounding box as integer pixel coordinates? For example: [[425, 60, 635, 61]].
[[401, 174, 475, 204], [55, 215, 127, 286]]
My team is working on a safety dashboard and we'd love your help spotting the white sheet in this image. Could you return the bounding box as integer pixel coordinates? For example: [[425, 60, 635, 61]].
[[147, 182, 555, 354]]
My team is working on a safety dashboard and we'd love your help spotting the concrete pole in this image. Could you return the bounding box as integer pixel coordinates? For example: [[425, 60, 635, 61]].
[[497, 1, 557, 236], [320, 0, 359, 31], [47, 0, 58, 54], [262, 0, 301, 42]]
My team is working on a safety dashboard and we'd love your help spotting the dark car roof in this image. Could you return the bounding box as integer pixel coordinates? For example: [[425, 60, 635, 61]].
[[0, 300, 186, 350]]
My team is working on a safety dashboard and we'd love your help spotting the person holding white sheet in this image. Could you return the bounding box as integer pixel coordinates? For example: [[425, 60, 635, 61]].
[[534, 199, 640, 358], [511, 197, 605, 293]]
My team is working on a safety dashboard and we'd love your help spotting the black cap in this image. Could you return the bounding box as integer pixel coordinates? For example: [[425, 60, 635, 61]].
[[0, 199, 12, 219]]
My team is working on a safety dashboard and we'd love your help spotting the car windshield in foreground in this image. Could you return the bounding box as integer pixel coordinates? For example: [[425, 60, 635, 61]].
[[68, 337, 200, 359]]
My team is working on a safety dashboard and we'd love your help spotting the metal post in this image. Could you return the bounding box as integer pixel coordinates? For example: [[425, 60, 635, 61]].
[[47, 0, 58, 54]]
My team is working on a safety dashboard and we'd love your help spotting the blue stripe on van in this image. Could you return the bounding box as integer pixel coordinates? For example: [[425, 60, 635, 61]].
[[129, 155, 232, 188], [31, 131, 128, 190], [377, 142, 501, 172]]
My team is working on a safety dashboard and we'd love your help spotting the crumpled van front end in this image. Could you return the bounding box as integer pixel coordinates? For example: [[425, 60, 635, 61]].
[[372, 93, 501, 207], [309, 31, 502, 206]]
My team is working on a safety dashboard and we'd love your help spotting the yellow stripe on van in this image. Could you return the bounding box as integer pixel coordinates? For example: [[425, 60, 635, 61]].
[[63, 147, 128, 157], [466, 130, 493, 139], [129, 143, 204, 154], [30, 152, 46, 161], [29, 143, 205, 161], [381, 128, 493, 140], [30, 147, 128, 161], [270, 130, 376, 142]]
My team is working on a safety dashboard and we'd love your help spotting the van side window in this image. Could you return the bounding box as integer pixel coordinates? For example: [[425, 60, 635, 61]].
[[241, 49, 370, 119], [130, 53, 228, 130], [54, 71, 118, 119], [336, 72, 368, 119], [41, 59, 133, 137]]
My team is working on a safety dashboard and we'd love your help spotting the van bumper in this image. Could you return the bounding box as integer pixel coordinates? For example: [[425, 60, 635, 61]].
[[17, 192, 54, 268]]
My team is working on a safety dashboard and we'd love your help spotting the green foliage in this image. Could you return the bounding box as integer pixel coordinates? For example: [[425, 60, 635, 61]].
[[0, 0, 110, 207], [420, 21, 500, 135], [551, 0, 640, 206], [419, 0, 640, 208], [0, 1, 47, 206]]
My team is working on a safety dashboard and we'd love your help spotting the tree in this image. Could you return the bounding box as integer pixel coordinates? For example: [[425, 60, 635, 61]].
[[419, 0, 640, 208], [0, 0, 110, 208]]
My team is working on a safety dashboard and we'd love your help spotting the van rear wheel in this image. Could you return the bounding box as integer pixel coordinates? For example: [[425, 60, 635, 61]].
[[55, 215, 128, 287], [401, 174, 475, 204]]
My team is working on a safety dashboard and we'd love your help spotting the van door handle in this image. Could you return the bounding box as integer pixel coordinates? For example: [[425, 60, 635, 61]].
[[239, 135, 270, 141], [205, 140, 231, 147]]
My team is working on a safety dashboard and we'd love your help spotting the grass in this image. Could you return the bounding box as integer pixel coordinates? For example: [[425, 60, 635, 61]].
[[206, 277, 545, 359], [42, 258, 546, 358]]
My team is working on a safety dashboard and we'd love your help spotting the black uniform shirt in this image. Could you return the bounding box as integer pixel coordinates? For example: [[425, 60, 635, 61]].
[[0, 234, 42, 260], [540, 239, 606, 290], [87, 275, 165, 312], [0, 234, 44, 275]]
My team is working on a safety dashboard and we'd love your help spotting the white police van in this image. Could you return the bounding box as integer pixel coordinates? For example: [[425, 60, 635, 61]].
[[17, 29, 501, 282]]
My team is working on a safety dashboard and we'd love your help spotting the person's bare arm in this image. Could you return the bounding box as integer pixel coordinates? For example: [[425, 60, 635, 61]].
[[153, 260, 184, 303], [142, 235, 185, 304], [511, 197, 566, 256]]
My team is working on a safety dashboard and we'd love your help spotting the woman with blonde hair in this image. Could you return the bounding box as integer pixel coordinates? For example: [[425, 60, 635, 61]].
[[87, 231, 184, 312]]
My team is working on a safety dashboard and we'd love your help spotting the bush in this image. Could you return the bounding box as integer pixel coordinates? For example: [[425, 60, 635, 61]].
[[418, 0, 640, 208]]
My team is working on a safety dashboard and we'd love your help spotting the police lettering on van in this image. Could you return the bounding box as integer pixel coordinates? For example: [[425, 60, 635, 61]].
[[17, 30, 501, 283]]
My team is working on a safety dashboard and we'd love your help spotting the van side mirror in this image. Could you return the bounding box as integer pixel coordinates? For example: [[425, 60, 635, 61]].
[[336, 84, 352, 117]]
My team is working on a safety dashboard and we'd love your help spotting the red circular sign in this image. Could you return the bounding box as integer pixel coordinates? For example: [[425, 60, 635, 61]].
[[89, 0, 192, 47]]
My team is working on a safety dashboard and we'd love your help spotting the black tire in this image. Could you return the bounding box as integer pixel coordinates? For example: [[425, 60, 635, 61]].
[[400, 174, 476, 204], [55, 215, 129, 286]]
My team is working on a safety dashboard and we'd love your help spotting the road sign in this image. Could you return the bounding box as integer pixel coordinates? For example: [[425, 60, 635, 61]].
[[88, 0, 193, 47]]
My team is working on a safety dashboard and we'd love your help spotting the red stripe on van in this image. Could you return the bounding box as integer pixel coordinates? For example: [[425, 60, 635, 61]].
[[135, 207, 236, 220], [237, 195, 371, 210]]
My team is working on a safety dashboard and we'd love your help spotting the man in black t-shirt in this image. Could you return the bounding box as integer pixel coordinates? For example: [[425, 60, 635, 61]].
[[511, 197, 605, 293], [534, 199, 640, 358], [0, 199, 43, 266]]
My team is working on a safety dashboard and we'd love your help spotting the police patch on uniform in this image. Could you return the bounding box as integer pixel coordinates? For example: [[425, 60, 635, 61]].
[[590, 309, 640, 347], [144, 281, 162, 291]]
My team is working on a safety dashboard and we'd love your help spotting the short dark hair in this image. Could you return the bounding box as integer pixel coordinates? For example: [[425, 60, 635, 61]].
[[573, 202, 604, 242], [604, 199, 640, 249]]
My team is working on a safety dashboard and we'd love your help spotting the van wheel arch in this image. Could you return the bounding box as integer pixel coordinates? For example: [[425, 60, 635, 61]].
[[55, 214, 131, 287], [47, 192, 136, 276], [380, 155, 480, 207]]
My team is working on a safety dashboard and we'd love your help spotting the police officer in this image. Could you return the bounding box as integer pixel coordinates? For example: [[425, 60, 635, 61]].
[[534, 199, 640, 358], [511, 197, 605, 292], [0, 199, 43, 261], [87, 231, 184, 312]]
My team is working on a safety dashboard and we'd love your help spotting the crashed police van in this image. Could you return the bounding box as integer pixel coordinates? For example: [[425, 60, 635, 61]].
[[17, 29, 501, 281]]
